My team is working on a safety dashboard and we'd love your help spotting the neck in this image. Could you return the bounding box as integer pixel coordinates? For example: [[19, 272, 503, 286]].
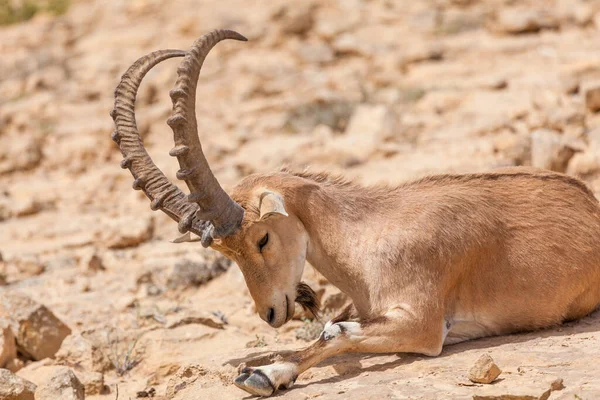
[[277, 175, 377, 314]]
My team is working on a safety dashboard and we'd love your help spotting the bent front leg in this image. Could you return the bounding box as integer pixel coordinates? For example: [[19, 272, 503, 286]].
[[234, 306, 446, 397]]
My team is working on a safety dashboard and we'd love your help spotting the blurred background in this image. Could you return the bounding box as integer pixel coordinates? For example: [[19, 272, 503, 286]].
[[1, 0, 600, 398]]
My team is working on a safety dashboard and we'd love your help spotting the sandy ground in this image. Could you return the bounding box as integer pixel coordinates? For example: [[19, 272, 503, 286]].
[[2, 0, 600, 398]]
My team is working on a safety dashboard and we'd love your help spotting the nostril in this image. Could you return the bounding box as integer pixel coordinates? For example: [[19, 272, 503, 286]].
[[267, 308, 275, 324]]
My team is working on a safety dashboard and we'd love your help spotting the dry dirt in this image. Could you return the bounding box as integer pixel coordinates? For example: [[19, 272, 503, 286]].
[[2, 0, 600, 399]]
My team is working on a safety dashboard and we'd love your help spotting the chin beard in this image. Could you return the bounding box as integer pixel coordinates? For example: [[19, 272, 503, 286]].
[[295, 282, 320, 319]]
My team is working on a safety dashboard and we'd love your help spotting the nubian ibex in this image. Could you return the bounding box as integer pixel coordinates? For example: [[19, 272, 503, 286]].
[[111, 30, 600, 397]]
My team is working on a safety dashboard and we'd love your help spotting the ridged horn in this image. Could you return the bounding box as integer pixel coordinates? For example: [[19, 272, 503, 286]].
[[167, 29, 247, 240], [111, 49, 214, 247]]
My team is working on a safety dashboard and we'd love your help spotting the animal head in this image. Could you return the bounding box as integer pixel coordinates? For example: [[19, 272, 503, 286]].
[[111, 30, 318, 328]]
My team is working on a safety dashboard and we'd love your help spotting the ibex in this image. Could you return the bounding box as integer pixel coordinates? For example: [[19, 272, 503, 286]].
[[111, 30, 600, 397]]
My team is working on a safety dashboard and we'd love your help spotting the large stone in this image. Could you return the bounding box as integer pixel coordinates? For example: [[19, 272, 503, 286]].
[[469, 354, 502, 384], [19, 363, 104, 397], [0, 293, 71, 361], [33, 367, 84, 400], [55, 333, 113, 373], [0, 369, 36, 400], [0, 322, 17, 368]]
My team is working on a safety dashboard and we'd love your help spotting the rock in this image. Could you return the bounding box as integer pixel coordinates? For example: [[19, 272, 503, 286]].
[[0, 252, 6, 285], [582, 81, 600, 112], [24, 65, 67, 92], [276, 3, 315, 35], [103, 215, 154, 249], [473, 392, 551, 400], [567, 150, 600, 177], [493, 8, 559, 34], [493, 132, 531, 166], [314, 4, 361, 40], [573, 3, 594, 26], [322, 290, 350, 312], [594, 11, 600, 30], [345, 104, 396, 141], [82, 251, 105, 273], [44, 256, 77, 272], [7, 254, 46, 281], [75, 370, 104, 395], [530, 129, 578, 172], [0, 322, 17, 368], [330, 104, 396, 162], [166, 254, 231, 289], [55, 333, 113, 373], [0, 134, 43, 175], [550, 378, 565, 391], [11, 197, 45, 218], [469, 354, 502, 384], [296, 41, 334, 64], [332, 33, 371, 56], [545, 106, 585, 133], [136, 387, 156, 398], [0, 369, 36, 400], [6, 357, 26, 373], [34, 367, 84, 400], [0, 292, 71, 361], [166, 312, 226, 330], [284, 99, 355, 133], [165, 364, 207, 399]]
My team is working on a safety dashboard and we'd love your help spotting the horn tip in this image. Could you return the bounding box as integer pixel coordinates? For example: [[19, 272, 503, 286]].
[[224, 29, 248, 42]]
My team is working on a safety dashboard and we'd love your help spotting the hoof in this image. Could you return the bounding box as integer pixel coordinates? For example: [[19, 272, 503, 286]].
[[234, 368, 275, 397]]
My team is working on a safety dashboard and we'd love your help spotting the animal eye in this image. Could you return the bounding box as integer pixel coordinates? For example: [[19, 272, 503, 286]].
[[258, 233, 269, 251]]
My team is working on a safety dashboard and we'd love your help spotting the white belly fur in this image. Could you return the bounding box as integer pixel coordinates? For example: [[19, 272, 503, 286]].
[[443, 311, 495, 346]]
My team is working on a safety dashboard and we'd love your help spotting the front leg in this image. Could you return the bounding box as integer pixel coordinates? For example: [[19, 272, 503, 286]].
[[234, 304, 446, 397]]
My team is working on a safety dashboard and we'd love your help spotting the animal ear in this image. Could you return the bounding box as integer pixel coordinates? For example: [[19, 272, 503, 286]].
[[259, 191, 288, 220]]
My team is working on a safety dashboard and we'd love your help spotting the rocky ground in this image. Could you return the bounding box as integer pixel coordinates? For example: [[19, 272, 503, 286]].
[[2, 0, 600, 398]]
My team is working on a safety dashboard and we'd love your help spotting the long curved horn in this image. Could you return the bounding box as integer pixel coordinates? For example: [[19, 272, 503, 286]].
[[111, 49, 213, 246], [167, 29, 246, 240]]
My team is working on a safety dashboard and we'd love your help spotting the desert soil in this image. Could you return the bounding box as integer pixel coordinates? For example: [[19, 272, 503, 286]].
[[2, 0, 600, 399]]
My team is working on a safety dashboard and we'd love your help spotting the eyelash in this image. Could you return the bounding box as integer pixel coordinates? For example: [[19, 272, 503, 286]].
[[258, 233, 269, 252]]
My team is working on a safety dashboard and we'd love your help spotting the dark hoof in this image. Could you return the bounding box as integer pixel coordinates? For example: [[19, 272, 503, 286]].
[[234, 368, 275, 397]]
